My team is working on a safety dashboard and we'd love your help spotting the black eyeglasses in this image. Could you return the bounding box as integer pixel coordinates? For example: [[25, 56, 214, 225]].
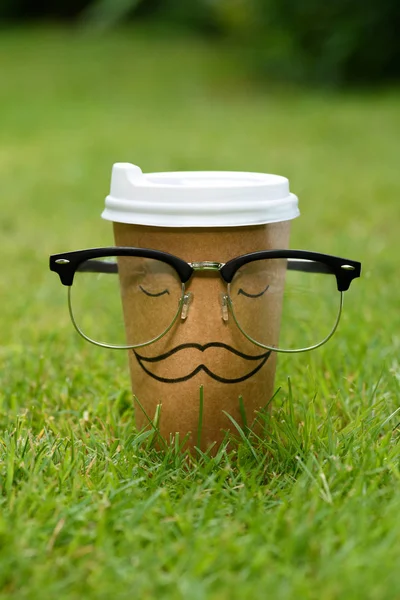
[[50, 247, 361, 353]]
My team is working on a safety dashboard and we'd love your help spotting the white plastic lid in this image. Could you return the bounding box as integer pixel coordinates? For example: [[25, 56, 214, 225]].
[[102, 163, 300, 227]]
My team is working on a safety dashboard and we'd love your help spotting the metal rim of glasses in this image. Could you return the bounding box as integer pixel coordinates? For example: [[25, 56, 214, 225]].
[[226, 286, 344, 353], [67, 283, 186, 350]]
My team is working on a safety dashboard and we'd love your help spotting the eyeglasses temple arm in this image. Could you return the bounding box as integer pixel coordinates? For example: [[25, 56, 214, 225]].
[[286, 259, 334, 275], [77, 260, 119, 274]]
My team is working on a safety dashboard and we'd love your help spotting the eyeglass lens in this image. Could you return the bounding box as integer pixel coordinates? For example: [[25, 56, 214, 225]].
[[69, 256, 183, 347], [228, 258, 341, 351]]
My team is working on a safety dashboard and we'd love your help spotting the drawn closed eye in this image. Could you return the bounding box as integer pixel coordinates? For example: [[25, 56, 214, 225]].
[[238, 284, 270, 298], [139, 285, 170, 297]]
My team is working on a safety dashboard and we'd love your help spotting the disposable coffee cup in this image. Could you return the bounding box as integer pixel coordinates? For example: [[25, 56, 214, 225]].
[[102, 163, 299, 449]]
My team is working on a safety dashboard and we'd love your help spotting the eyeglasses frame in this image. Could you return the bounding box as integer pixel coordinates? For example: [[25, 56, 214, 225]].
[[50, 247, 361, 353]]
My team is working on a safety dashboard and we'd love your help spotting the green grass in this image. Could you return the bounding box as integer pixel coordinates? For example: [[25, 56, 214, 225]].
[[1, 25, 400, 599]]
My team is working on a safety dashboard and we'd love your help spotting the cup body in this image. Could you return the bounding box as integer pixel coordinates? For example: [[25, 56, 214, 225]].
[[113, 221, 290, 448]]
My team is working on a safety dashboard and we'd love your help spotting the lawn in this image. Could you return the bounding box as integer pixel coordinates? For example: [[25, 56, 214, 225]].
[[0, 26, 400, 599]]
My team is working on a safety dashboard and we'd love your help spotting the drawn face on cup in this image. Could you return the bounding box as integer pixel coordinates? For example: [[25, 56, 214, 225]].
[[116, 255, 287, 385]]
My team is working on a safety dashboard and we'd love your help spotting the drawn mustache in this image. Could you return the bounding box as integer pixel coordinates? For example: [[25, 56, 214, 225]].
[[133, 342, 271, 384]]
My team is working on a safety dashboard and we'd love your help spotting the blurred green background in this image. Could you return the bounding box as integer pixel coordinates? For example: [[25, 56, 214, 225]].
[[1, 0, 399, 378], [0, 18, 399, 382], [2, 0, 399, 87]]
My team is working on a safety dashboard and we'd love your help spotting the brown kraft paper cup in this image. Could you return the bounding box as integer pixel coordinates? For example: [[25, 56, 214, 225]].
[[113, 220, 291, 450]]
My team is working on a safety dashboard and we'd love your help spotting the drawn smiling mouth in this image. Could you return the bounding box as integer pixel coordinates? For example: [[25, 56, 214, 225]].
[[133, 342, 271, 384]]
